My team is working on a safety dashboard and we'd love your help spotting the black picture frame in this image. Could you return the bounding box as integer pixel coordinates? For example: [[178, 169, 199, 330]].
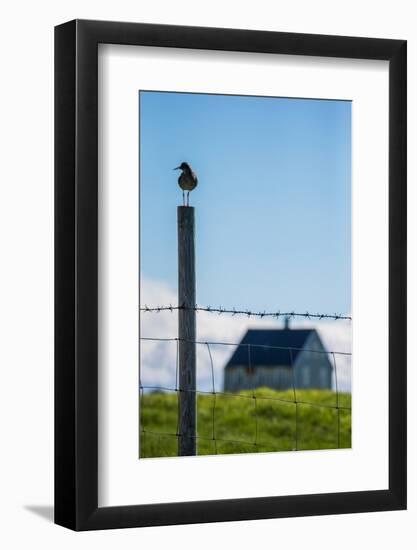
[[55, 19, 407, 531]]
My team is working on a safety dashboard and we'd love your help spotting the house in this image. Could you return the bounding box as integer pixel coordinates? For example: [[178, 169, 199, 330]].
[[223, 323, 332, 392]]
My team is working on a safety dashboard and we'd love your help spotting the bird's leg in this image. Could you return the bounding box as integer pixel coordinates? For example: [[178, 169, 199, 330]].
[[187, 191, 190, 206], [182, 191, 185, 206]]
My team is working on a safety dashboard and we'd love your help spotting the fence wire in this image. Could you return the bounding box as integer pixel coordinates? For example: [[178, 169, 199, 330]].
[[139, 335, 352, 457], [140, 304, 352, 321]]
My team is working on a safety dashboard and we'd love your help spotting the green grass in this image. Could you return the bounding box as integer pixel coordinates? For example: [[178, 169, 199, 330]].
[[139, 388, 351, 458]]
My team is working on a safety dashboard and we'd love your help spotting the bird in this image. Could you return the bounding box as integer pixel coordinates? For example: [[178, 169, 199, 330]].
[[174, 162, 198, 206]]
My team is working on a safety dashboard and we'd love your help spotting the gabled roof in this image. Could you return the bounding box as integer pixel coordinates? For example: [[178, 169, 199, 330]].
[[225, 328, 319, 368]]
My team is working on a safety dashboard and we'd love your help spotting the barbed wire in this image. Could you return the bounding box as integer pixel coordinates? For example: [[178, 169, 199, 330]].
[[140, 304, 351, 321], [139, 337, 351, 457]]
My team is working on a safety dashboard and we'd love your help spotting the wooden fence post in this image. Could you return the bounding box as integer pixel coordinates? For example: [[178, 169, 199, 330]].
[[177, 206, 197, 456]]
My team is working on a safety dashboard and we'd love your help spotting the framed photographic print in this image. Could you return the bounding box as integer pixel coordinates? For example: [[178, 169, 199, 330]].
[[55, 20, 406, 530]]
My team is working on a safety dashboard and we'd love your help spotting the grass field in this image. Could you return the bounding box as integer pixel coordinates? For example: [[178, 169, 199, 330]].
[[139, 388, 351, 458]]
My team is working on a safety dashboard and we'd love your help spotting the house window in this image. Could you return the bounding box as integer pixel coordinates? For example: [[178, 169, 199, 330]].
[[302, 367, 310, 387]]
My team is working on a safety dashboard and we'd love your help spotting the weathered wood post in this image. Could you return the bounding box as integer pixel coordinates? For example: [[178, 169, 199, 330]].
[[177, 206, 197, 456]]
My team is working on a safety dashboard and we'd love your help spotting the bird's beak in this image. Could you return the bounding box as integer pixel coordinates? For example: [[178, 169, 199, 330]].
[[173, 166, 181, 170]]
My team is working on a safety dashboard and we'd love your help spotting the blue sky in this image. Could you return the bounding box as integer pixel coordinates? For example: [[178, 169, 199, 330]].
[[139, 91, 351, 316]]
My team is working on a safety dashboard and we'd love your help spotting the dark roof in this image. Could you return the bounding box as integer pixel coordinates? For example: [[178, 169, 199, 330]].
[[225, 329, 318, 368]]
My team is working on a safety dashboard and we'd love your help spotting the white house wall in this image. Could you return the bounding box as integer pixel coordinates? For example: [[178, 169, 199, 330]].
[[224, 365, 293, 392], [293, 332, 333, 389]]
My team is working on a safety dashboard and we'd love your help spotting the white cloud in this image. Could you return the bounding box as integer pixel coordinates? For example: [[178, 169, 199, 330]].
[[140, 277, 351, 393]]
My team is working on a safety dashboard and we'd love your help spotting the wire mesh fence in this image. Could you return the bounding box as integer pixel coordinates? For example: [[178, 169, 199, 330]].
[[139, 326, 352, 458]]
